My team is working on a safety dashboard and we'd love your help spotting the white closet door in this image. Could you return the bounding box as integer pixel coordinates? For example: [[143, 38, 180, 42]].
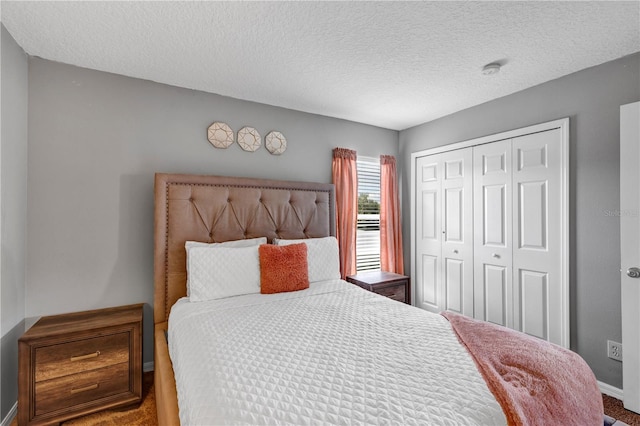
[[415, 150, 473, 314], [440, 149, 474, 316], [415, 154, 443, 312], [473, 140, 513, 327], [512, 129, 563, 343]]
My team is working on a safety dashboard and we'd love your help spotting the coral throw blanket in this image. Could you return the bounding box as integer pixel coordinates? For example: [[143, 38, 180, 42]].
[[441, 311, 603, 425]]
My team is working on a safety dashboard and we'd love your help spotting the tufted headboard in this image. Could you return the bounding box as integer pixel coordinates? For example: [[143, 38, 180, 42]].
[[153, 173, 336, 324]]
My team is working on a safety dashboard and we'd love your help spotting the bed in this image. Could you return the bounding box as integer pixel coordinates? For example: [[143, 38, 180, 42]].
[[153, 172, 603, 426]]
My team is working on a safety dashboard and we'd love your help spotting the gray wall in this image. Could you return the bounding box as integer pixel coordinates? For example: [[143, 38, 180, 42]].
[[1, 24, 28, 420], [26, 57, 398, 369], [399, 52, 640, 388]]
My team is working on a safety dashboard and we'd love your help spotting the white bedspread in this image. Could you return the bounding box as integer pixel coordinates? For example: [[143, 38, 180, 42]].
[[168, 280, 506, 425]]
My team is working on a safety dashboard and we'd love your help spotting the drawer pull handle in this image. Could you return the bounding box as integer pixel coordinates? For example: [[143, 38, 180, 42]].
[[70, 383, 99, 394], [70, 351, 100, 362]]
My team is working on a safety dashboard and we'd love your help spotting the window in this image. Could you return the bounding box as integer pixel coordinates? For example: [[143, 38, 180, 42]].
[[356, 157, 381, 271]]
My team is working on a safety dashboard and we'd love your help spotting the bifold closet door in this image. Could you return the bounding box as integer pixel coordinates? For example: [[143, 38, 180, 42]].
[[415, 149, 473, 315], [473, 129, 563, 342], [412, 119, 568, 346]]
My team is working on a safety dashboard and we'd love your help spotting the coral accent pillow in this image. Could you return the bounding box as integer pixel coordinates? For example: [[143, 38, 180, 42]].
[[259, 243, 309, 294]]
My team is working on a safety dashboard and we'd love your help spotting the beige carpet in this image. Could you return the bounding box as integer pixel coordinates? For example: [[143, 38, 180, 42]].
[[603, 395, 640, 426], [11, 373, 640, 425]]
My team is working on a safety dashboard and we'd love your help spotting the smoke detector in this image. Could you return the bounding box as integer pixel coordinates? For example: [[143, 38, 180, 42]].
[[482, 63, 501, 75]]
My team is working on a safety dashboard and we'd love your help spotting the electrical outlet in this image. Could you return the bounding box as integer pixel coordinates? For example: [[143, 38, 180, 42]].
[[608, 340, 623, 361]]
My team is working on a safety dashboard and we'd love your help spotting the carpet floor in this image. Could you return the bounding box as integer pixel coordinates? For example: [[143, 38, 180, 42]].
[[603, 395, 640, 426], [11, 372, 640, 425]]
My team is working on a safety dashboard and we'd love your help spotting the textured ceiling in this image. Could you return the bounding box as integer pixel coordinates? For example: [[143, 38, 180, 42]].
[[2, 1, 639, 130]]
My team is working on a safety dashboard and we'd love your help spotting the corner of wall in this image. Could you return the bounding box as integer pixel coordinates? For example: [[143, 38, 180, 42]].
[[1, 22, 29, 420]]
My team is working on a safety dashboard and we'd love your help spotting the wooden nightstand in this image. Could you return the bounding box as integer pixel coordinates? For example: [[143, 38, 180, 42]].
[[347, 271, 411, 304], [18, 304, 143, 425]]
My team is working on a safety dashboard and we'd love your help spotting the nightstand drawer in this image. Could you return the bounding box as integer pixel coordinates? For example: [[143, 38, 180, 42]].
[[35, 362, 130, 416], [376, 284, 406, 302], [35, 332, 130, 382]]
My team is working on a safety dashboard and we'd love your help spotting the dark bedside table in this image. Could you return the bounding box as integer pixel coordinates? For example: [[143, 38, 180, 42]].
[[347, 271, 411, 304], [18, 304, 143, 425]]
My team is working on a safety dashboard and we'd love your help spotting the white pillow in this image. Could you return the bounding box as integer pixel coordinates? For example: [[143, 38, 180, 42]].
[[186, 244, 261, 302], [274, 236, 341, 282], [185, 237, 267, 296]]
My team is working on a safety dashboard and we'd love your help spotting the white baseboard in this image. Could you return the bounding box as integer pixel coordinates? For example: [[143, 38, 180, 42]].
[[1, 362, 155, 426], [599, 381, 624, 400], [1, 402, 17, 426]]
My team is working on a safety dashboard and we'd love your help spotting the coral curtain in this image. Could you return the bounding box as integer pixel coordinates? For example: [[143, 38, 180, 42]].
[[380, 155, 404, 274], [332, 148, 358, 279]]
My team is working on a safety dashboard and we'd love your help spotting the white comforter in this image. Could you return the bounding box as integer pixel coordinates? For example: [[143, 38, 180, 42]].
[[168, 280, 506, 425]]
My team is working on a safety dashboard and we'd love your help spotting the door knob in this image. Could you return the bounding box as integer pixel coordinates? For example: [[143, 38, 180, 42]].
[[627, 267, 640, 278], [492, 253, 500, 259], [453, 249, 459, 254]]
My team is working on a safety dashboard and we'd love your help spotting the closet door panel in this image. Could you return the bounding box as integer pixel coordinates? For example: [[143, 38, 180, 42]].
[[415, 155, 442, 312], [473, 140, 513, 326], [483, 264, 508, 326], [441, 149, 474, 316], [444, 188, 464, 242], [421, 190, 438, 239], [445, 258, 464, 313], [420, 254, 439, 308], [512, 129, 562, 344], [519, 269, 548, 340], [483, 184, 508, 246], [517, 181, 548, 250]]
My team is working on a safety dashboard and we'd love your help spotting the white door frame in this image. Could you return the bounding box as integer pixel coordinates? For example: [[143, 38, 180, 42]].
[[410, 118, 570, 347], [620, 101, 640, 413]]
